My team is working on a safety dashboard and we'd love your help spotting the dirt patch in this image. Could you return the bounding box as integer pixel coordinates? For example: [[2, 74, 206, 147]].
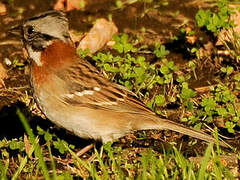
[[0, 1, 238, 178]]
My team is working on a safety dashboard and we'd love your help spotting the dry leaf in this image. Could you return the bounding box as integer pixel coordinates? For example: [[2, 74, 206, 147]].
[[0, 62, 8, 88], [24, 134, 32, 159], [186, 35, 197, 44], [106, 40, 116, 49], [78, 18, 118, 53], [54, 0, 86, 11], [185, 26, 192, 34], [69, 29, 84, 45], [54, 0, 65, 10], [0, 2, 7, 15]]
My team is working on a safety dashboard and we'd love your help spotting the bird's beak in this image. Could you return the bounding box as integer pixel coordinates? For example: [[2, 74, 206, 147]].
[[8, 24, 22, 37]]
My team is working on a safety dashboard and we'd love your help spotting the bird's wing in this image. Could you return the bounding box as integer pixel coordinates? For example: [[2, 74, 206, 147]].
[[56, 58, 154, 115]]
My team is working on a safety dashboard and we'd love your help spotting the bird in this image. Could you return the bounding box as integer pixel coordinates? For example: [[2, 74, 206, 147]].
[[20, 10, 223, 146]]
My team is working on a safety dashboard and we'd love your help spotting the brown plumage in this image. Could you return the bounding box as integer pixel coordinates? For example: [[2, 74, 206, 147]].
[[22, 10, 224, 146]]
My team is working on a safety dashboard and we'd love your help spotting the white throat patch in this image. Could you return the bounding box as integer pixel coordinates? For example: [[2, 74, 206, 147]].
[[27, 46, 42, 66]]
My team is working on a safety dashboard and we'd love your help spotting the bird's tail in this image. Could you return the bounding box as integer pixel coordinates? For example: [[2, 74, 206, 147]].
[[134, 115, 226, 147]]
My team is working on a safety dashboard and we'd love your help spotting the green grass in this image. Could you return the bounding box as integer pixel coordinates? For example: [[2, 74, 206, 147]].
[[16, 109, 50, 180], [1, 0, 240, 178], [0, 114, 235, 179]]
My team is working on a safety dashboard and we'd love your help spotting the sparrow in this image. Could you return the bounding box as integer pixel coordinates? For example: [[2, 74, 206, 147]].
[[21, 10, 222, 145]]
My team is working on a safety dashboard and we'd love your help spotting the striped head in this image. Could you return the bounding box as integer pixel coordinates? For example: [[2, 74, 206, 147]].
[[22, 10, 73, 66]]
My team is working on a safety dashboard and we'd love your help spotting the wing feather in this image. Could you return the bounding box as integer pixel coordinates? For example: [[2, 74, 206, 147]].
[[57, 58, 154, 114]]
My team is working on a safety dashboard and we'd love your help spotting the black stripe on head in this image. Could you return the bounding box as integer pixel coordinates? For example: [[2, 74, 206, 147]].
[[27, 10, 66, 22], [30, 33, 58, 51], [41, 33, 56, 41]]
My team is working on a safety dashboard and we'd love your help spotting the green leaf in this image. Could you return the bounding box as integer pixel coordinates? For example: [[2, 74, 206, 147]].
[[156, 76, 164, 85], [225, 121, 235, 133], [201, 97, 216, 112], [134, 67, 145, 76], [114, 43, 124, 53], [116, 0, 123, 8], [44, 131, 53, 142], [181, 88, 196, 100], [53, 139, 68, 154], [37, 126, 45, 135], [220, 67, 226, 73], [176, 75, 185, 83], [154, 95, 165, 106], [226, 104, 235, 115], [103, 64, 118, 72], [124, 80, 133, 90], [188, 61, 196, 69], [153, 44, 169, 58], [9, 140, 24, 151], [160, 65, 169, 75], [193, 123, 202, 130], [195, 1, 233, 35], [216, 107, 228, 117], [233, 73, 240, 81]]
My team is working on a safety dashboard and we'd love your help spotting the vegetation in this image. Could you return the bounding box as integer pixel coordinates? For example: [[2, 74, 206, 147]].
[[0, 0, 240, 179]]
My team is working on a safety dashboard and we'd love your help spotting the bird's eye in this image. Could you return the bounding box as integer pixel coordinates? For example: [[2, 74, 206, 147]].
[[26, 26, 35, 35]]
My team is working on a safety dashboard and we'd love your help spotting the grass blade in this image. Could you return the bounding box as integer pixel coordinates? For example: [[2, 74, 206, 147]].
[[16, 108, 50, 180]]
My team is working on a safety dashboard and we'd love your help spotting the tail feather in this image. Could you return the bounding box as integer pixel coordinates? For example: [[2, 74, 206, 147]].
[[135, 115, 226, 147]]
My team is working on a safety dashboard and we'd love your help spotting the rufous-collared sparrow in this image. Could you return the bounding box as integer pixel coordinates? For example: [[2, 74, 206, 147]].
[[21, 10, 222, 145]]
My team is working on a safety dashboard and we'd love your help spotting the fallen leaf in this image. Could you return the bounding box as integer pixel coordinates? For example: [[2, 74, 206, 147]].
[[186, 35, 197, 44], [106, 40, 116, 49], [54, 0, 65, 10], [69, 29, 84, 45], [54, 0, 86, 11], [185, 26, 192, 34], [78, 18, 118, 53], [0, 2, 7, 15], [24, 134, 32, 159], [0, 62, 8, 88]]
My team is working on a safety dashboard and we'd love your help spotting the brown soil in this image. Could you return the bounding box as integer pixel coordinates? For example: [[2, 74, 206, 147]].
[[0, 0, 236, 162]]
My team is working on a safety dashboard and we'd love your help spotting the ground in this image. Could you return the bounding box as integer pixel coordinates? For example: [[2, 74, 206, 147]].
[[0, 0, 239, 179]]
